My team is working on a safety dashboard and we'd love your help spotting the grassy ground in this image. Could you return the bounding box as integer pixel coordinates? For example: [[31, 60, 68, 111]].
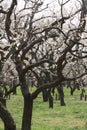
[[0, 87, 87, 130]]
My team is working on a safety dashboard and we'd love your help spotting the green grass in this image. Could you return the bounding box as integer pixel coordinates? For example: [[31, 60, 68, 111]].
[[0, 87, 87, 130]]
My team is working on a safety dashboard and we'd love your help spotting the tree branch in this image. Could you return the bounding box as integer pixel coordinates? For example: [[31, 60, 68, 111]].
[[5, 0, 17, 43], [23, 59, 56, 74]]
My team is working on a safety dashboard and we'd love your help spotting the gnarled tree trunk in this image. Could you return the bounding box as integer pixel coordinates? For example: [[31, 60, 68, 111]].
[[18, 73, 33, 130], [21, 93, 33, 130], [42, 89, 48, 102], [57, 85, 66, 106], [48, 89, 53, 108], [0, 102, 16, 130]]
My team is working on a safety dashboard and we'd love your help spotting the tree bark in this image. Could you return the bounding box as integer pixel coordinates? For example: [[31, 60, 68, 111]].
[[17, 68, 33, 130], [42, 89, 48, 102], [21, 93, 33, 130], [57, 85, 66, 106], [0, 98, 7, 130], [0, 93, 15, 130], [0, 102, 16, 130], [48, 89, 53, 108], [70, 87, 76, 95]]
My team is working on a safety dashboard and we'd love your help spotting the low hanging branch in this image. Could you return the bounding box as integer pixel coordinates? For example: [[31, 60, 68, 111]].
[[32, 78, 60, 100], [5, 83, 20, 97]]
